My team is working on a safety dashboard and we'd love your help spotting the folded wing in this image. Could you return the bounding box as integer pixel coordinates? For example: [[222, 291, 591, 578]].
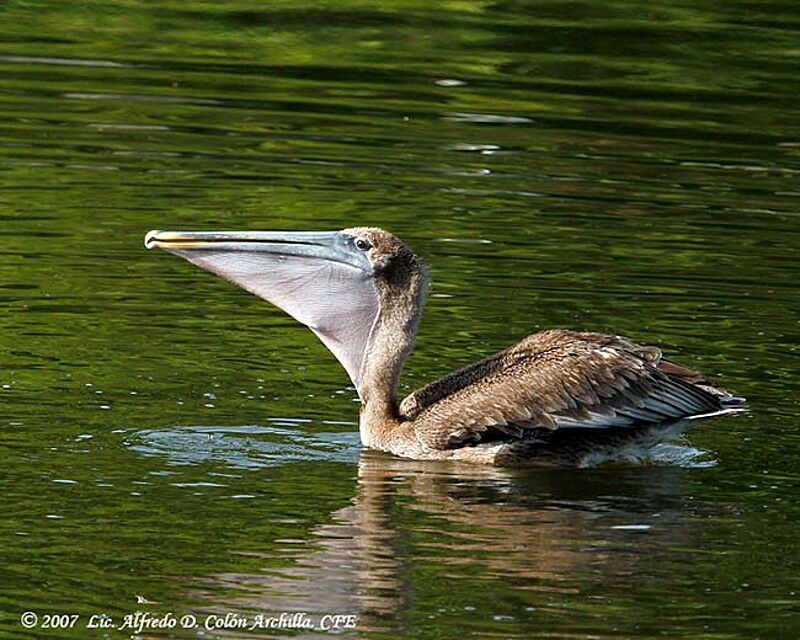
[[401, 330, 739, 450]]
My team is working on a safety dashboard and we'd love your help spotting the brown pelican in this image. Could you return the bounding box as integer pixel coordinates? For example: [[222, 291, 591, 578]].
[[145, 227, 744, 466]]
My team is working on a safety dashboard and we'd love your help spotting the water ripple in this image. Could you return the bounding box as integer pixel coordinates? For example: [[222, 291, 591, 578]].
[[129, 424, 361, 469]]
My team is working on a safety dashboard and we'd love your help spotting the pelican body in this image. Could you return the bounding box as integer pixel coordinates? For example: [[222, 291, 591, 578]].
[[145, 227, 744, 466]]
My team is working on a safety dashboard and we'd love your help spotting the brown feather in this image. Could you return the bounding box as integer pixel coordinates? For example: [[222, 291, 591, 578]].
[[400, 329, 737, 452]]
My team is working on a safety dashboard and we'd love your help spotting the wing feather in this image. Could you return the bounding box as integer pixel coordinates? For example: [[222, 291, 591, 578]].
[[401, 330, 737, 451]]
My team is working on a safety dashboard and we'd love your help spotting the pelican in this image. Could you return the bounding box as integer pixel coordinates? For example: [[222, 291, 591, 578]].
[[145, 227, 744, 466]]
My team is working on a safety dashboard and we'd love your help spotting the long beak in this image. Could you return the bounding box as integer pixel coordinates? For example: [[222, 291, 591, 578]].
[[144, 228, 381, 391], [144, 229, 371, 273]]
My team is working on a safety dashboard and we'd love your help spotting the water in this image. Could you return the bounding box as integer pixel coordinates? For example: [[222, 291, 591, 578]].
[[1, 1, 799, 638]]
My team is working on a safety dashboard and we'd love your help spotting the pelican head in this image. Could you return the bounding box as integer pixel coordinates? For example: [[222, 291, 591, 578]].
[[145, 227, 427, 397]]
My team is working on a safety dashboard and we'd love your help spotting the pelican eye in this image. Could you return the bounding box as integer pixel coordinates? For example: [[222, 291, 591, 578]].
[[354, 237, 372, 252]]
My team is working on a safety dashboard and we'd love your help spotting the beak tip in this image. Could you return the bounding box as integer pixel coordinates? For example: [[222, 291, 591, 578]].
[[144, 230, 163, 250]]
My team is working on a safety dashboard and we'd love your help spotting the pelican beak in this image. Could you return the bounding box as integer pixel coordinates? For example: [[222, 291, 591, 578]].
[[144, 228, 381, 391], [144, 229, 372, 274]]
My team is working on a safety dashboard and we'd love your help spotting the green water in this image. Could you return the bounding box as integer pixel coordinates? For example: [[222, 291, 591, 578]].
[[2, 1, 799, 638]]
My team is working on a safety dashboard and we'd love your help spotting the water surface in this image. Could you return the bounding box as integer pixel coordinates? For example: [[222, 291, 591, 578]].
[[1, 1, 799, 638]]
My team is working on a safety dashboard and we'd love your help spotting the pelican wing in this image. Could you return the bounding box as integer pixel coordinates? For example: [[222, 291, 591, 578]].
[[401, 330, 734, 450]]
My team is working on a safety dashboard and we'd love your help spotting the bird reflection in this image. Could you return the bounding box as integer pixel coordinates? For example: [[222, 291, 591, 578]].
[[195, 447, 697, 633]]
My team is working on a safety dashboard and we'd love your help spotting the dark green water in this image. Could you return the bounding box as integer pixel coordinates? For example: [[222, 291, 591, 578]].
[[2, 1, 799, 638]]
